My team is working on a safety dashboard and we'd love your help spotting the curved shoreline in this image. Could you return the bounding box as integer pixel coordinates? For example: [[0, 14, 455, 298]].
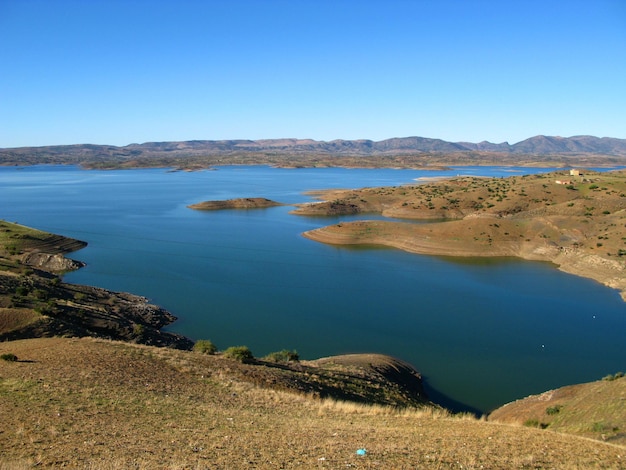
[[303, 220, 626, 301], [299, 170, 626, 301]]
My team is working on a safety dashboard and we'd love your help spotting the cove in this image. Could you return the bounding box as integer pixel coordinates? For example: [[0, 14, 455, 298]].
[[1, 164, 624, 413]]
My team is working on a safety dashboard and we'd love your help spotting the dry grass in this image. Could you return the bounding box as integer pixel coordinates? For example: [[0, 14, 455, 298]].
[[490, 375, 626, 446], [1, 337, 624, 469], [0, 308, 41, 333]]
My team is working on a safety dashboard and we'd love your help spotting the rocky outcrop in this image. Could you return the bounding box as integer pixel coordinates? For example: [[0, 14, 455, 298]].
[[21, 252, 85, 273]]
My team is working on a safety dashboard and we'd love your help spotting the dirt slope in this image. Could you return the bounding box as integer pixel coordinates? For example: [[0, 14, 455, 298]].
[[1, 337, 624, 469]]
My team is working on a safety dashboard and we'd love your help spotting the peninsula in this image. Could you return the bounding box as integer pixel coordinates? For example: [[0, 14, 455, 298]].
[[296, 169, 626, 301]]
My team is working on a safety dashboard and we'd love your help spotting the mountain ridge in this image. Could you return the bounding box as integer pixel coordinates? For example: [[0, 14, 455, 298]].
[[2, 135, 626, 168], [3, 134, 626, 156]]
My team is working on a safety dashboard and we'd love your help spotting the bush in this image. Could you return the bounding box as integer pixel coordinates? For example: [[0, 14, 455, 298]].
[[15, 286, 29, 297], [546, 405, 562, 415], [1, 353, 18, 362], [603, 372, 625, 381], [193, 339, 217, 355], [523, 419, 547, 429], [264, 349, 299, 363], [223, 346, 254, 363]]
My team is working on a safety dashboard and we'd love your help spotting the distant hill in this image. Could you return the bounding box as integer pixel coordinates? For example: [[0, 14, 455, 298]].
[[1, 135, 625, 168]]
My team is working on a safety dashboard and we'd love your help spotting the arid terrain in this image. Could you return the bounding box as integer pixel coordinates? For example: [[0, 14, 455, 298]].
[[296, 169, 626, 301], [1, 337, 624, 469]]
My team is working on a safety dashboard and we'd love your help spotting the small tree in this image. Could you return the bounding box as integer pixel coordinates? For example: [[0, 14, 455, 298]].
[[223, 346, 254, 363], [193, 339, 217, 355]]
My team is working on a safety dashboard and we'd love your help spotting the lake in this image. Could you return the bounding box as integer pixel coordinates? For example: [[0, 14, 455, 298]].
[[1, 164, 624, 413]]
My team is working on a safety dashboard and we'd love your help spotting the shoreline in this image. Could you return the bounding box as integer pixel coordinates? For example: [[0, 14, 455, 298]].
[[298, 169, 626, 302], [302, 221, 626, 301]]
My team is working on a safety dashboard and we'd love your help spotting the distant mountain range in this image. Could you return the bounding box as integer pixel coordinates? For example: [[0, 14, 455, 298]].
[[4, 135, 626, 155], [1, 135, 625, 167]]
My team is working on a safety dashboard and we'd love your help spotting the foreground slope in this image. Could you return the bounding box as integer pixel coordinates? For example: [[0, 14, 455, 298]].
[[1, 337, 624, 469]]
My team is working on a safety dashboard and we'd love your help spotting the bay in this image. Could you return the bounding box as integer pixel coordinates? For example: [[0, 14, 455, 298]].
[[1, 164, 624, 413]]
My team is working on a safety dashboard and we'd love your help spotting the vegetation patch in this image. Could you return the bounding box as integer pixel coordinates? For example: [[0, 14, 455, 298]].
[[264, 349, 299, 363], [193, 339, 218, 355], [223, 345, 254, 362]]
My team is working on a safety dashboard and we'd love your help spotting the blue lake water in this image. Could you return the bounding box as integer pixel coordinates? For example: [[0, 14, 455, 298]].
[[1, 164, 624, 413]]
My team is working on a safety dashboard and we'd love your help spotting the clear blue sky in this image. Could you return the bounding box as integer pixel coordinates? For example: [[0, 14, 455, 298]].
[[1, 0, 625, 147]]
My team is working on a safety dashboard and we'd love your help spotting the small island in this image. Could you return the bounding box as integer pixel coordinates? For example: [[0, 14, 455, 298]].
[[188, 197, 283, 210]]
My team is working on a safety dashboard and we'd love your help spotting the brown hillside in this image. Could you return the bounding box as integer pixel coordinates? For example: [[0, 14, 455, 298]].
[[1, 337, 624, 469], [490, 375, 626, 446]]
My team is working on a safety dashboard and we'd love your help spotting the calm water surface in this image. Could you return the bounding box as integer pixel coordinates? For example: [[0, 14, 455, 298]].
[[1, 165, 624, 413]]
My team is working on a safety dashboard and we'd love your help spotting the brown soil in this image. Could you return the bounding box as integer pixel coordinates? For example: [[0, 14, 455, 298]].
[[296, 169, 626, 300], [1, 337, 624, 469]]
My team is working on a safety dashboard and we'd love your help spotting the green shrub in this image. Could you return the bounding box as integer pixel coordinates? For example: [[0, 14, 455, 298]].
[[523, 419, 547, 429], [1, 353, 18, 362], [603, 371, 625, 381], [193, 339, 217, 355], [264, 349, 299, 363], [546, 405, 562, 415], [223, 346, 254, 363], [15, 286, 29, 297], [33, 289, 48, 300]]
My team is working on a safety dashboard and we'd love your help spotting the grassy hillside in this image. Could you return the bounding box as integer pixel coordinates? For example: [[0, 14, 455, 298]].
[[1, 337, 624, 469], [490, 373, 626, 446]]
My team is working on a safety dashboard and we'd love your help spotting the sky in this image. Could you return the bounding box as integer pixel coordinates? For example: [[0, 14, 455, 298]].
[[1, 0, 625, 148]]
